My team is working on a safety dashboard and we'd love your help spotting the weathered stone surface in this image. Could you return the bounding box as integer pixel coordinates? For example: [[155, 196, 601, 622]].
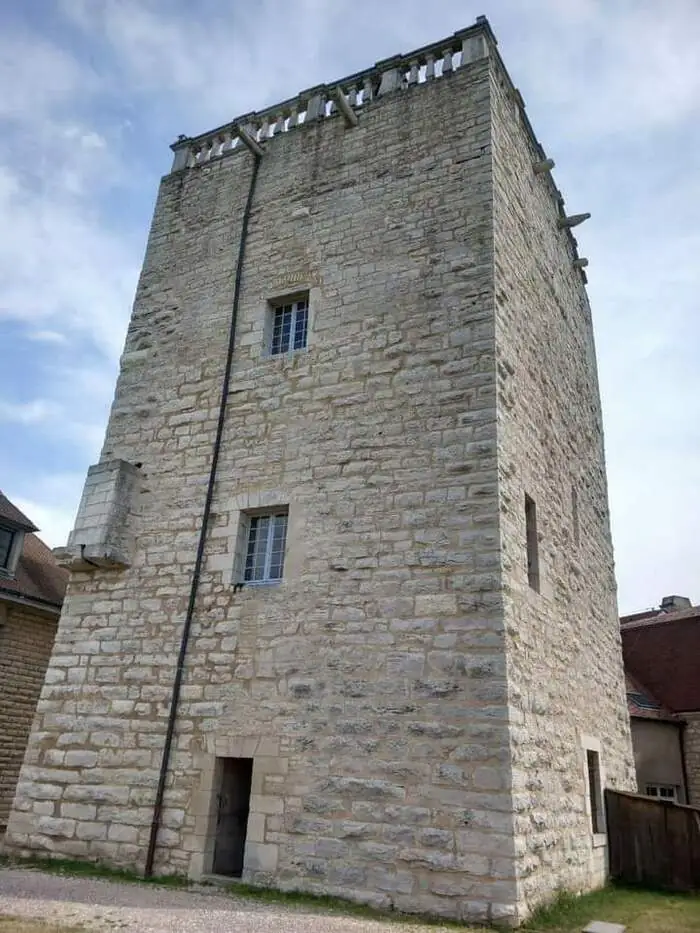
[[4, 16, 634, 927], [583, 922, 627, 933], [491, 59, 635, 909]]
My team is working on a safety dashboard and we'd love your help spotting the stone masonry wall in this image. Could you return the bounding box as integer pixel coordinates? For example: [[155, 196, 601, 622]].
[[683, 713, 700, 806], [7, 59, 526, 925], [0, 603, 58, 833], [489, 55, 636, 916]]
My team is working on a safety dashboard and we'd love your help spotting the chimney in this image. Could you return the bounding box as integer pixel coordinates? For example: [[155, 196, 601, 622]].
[[660, 595, 692, 612]]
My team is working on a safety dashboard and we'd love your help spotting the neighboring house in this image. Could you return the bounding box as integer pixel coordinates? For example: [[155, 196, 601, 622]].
[[622, 595, 700, 806], [0, 492, 67, 833], [5, 16, 635, 926]]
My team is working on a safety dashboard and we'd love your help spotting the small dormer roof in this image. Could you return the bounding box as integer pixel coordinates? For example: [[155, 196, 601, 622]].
[[0, 491, 38, 532]]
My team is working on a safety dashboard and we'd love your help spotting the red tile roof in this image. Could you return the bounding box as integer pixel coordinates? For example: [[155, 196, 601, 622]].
[[625, 674, 679, 722], [621, 607, 700, 714], [0, 491, 38, 531]]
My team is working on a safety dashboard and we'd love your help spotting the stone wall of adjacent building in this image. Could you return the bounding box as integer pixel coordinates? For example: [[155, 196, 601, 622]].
[[0, 602, 58, 833], [490, 54, 636, 915], [683, 713, 700, 806], [6, 56, 528, 925]]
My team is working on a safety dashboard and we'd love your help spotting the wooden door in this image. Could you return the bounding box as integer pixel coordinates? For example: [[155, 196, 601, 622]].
[[212, 758, 253, 877]]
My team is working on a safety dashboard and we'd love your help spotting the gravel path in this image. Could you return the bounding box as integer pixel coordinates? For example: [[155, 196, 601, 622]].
[[0, 868, 461, 932]]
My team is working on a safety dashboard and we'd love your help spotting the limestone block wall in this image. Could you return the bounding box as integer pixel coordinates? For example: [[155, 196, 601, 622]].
[[0, 603, 58, 832], [683, 713, 700, 806], [489, 57, 635, 912], [6, 57, 526, 925], [6, 147, 260, 862]]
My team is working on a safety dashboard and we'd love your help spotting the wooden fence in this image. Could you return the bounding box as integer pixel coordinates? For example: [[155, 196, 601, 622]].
[[606, 789, 700, 892]]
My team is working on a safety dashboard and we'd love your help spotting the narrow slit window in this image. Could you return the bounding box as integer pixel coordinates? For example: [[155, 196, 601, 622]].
[[571, 486, 580, 547], [244, 510, 288, 584], [525, 494, 539, 592], [586, 749, 604, 834], [270, 297, 308, 355]]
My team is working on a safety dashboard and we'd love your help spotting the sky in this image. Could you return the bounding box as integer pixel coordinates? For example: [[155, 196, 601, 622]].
[[0, 0, 698, 614]]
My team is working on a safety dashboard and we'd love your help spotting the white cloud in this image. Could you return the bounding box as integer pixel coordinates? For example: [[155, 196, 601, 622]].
[[12, 473, 85, 549], [507, 0, 700, 135], [0, 399, 60, 425], [0, 32, 93, 121], [26, 330, 70, 345]]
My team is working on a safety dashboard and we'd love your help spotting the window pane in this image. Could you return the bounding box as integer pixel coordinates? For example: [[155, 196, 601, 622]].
[[271, 306, 293, 355], [254, 516, 270, 579], [243, 511, 288, 583], [293, 303, 308, 349], [244, 517, 259, 580], [280, 308, 292, 352], [0, 528, 14, 569], [245, 516, 271, 581], [270, 298, 308, 355], [268, 514, 288, 579]]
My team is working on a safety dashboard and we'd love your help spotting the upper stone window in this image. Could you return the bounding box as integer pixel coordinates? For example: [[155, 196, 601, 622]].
[[269, 295, 309, 355]]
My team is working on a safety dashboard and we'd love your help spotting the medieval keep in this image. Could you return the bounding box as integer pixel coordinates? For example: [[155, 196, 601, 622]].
[[5, 17, 635, 925]]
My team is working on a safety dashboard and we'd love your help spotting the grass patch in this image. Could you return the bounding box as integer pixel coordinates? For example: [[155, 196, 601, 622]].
[[524, 884, 700, 932], [3, 854, 700, 931], [0, 853, 188, 888], [0, 918, 86, 933]]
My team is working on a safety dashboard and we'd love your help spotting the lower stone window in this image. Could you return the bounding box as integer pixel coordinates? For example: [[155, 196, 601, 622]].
[[234, 508, 289, 586]]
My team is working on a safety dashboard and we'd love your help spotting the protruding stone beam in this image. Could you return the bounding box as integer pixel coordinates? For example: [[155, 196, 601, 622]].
[[334, 87, 359, 127], [573, 258, 589, 269], [533, 158, 555, 174], [558, 212, 591, 229], [236, 125, 265, 158]]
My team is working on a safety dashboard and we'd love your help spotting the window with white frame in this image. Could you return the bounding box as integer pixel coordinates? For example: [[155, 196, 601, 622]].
[[646, 783, 678, 802], [0, 526, 16, 572], [243, 510, 288, 584], [269, 296, 308, 355]]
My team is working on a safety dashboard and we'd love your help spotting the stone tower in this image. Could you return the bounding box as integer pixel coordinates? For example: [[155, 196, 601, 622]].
[[6, 17, 634, 926]]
